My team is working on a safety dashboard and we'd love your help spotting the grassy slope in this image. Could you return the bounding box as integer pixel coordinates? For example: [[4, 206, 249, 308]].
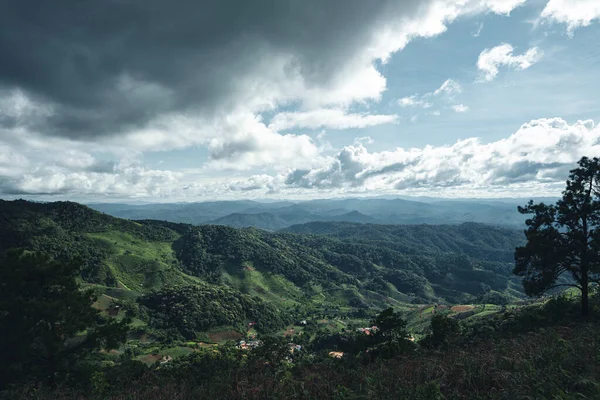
[[221, 261, 304, 308], [0, 200, 530, 344], [86, 231, 196, 292]]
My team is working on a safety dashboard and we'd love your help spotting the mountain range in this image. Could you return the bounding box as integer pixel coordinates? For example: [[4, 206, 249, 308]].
[[1, 200, 526, 312], [88, 196, 559, 230]]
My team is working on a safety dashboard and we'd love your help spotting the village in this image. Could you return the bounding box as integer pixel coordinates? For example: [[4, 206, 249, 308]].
[[233, 322, 381, 360]]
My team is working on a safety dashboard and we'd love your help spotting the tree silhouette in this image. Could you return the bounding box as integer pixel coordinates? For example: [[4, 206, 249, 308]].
[[0, 251, 130, 387], [514, 156, 600, 316]]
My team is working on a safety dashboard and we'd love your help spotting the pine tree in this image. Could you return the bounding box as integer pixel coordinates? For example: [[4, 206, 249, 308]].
[[514, 156, 600, 316]]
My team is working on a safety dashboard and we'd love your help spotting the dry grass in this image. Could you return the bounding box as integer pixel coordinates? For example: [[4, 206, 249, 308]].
[[451, 305, 475, 313], [207, 330, 242, 343]]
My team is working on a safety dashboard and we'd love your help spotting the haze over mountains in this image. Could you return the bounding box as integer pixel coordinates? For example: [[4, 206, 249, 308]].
[[88, 196, 558, 231]]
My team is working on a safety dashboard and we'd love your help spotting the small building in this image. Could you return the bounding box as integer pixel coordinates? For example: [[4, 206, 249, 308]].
[[357, 326, 379, 335], [329, 351, 344, 359], [247, 340, 262, 349], [237, 340, 261, 350], [160, 355, 173, 364], [288, 343, 302, 353], [107, 304, 120, 317]]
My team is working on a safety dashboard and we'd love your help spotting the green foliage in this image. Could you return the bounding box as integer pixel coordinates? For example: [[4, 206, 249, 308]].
[[0, 251, 129, 388], [366, 307, 416, 359], [461, 294, 586, 340], [515, 156, 600, 316], [421, 314, 461, 348], [4, 198, 600, 399], [139, 285, 290, 340], [9, 309, 600, 400], [0, 199, 526, 310], [174, 223, 524, 306], [477, 290, 510, 305], [371, 307, 409, 342], [0, 200, 182, 288], [247, 336, 293, 372]]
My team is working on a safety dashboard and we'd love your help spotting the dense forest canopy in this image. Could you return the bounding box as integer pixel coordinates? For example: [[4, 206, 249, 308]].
[[0, 200, 525, 309]]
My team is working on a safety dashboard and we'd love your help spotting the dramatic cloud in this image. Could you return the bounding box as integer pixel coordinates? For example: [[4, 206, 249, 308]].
[[0, 1, 530, 145], [0, 144, 29, 177], [540, 0, 600, 34], [477, 44, 543, 81], [284, 118, 599, 193], [201, 113, 320, 170], [7, 0, 592, 201], [268, 109, 397, 131], [4, 117, 598, 199]]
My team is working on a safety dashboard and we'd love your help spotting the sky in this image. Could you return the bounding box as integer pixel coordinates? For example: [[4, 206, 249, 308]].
[[0, 0, 599, 202]]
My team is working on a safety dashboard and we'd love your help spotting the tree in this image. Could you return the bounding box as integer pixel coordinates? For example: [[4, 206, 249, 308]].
[[0, 251, 130, 387], [371, 307, 409, 342], [365, 307, 413, 359], [514, 156, 600, 316], [421, 314, 461, 348]]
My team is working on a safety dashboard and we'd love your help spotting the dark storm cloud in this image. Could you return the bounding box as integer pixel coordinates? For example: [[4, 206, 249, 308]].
[[85, 160, 118, 174], [0, 0, 424, 140], [488, 161, 567, 184], [285, 169, 312, 186], [209, 136, 263, 161], [358, 160, 418, 182]]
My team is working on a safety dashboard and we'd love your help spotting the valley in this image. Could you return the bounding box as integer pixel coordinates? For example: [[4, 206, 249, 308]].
[[1, 196, 598, 400], [0, 199, 528, 363]]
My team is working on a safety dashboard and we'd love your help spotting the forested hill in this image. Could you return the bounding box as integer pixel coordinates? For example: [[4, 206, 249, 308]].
[[88, 197, 533, 229], [281, 221, 523, 262], [0, 200, 525, 312]]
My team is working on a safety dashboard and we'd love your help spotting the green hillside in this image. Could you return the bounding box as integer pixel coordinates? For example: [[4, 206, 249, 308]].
[[4, 200, 597, 400], [0, 200, 526, 338]]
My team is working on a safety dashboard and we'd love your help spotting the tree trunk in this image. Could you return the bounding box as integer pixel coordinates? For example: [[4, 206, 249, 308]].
[[581, 177, 593, 317], [582, 274, 589, 317]]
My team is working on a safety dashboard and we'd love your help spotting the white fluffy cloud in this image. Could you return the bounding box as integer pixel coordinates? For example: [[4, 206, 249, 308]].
[[479, 0, 528, 14], [434, 79, 462, 96], [284, 118, 599, 194], [7, 0, 576, 200], [202, 114, 320, 171], [452, 104, 470, 113], [4, 117, 598, 199], [540, 0, 600, 34], [0, 0, 531, 173], [398, 96, 433, 108], [477, 44, 543, 81], [268, 109, 397, 131], [398, 79, 465, 116], [21, 167, 179, 197]]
